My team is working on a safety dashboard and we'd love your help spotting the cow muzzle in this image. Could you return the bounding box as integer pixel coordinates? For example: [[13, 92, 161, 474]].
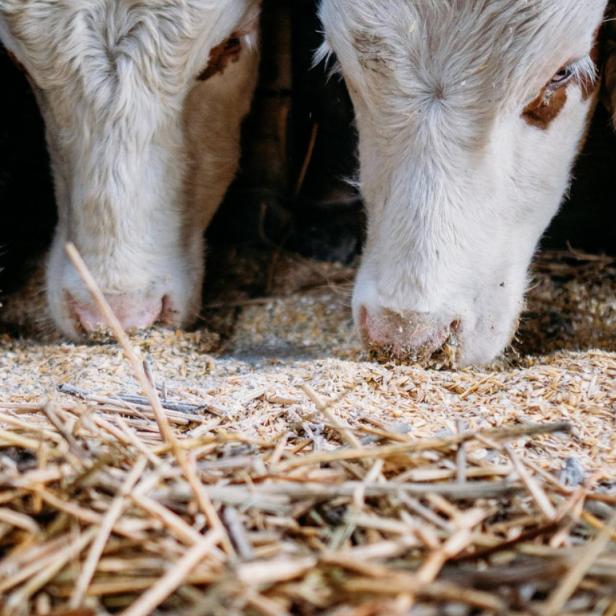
[[358, 306, 461, 368], [66, 292, 175, 337]]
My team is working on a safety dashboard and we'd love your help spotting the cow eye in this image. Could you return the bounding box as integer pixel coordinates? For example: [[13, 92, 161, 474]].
[[197, 36, 242, 82], [550, 65, 574, 88]]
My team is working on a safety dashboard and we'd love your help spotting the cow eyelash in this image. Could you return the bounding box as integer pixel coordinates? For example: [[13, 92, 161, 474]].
[[550, 66, 574, 87], [549, 56, 596, 90]]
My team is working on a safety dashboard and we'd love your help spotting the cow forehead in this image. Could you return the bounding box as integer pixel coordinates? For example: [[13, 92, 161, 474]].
[[0, 0, 250, 96], [1, 0, 236, 32], [332, 1, 605, 86], [328, 0, 606, 123], [339, 0, 604, 43]]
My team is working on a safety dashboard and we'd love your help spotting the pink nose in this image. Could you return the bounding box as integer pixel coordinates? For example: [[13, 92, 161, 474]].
[[358, 306, 459, 364], [69, 293, 165, 334]]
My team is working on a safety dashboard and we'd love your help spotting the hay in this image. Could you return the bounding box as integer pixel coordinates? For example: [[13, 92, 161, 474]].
[[0, 247, 614, 614]]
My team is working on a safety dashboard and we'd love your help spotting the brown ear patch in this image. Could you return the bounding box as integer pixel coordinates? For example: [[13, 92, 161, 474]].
[[523, 85, 568, 130], [197, 35, 242, 82]]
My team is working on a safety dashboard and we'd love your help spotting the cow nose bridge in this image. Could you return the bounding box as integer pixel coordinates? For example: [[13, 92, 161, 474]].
[[358, 306, 461, 366]]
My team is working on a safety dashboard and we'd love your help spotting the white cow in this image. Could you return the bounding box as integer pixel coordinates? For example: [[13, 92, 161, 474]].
[[0, 0, 260, 338], [318, 0, 608, 366]]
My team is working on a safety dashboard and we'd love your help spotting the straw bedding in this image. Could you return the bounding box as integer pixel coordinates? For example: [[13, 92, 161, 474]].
[[0, 248, 614, 615]]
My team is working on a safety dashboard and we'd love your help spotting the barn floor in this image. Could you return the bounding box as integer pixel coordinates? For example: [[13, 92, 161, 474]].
[[0, 247, 614, 615]]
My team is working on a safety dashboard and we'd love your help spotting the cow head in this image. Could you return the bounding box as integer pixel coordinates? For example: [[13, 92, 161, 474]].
[[0, 0, 259, 339], [319, 0, 608, 366]]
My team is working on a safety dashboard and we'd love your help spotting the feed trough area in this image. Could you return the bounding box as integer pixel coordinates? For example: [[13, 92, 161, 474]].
[[0, 245, 614, 615]]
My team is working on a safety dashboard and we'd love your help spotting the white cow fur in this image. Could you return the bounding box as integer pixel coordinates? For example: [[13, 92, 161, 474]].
[[0, 0, 260, 338], [319, 0, 607, 366]]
